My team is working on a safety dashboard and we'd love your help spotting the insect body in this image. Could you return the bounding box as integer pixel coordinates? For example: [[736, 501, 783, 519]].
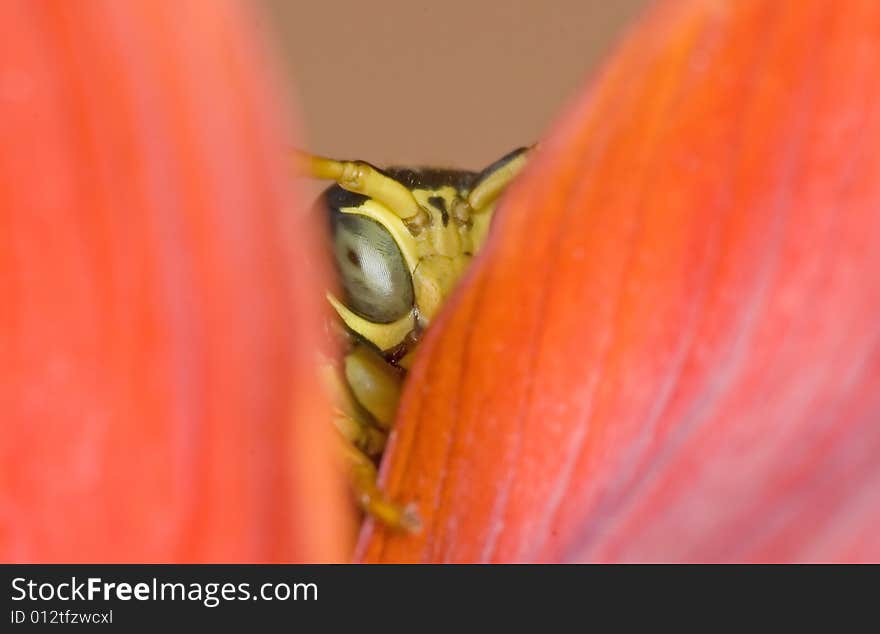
[[298, 147, 530, 531]]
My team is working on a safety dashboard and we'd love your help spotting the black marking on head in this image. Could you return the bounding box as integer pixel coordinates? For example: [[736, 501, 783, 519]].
[[428, 195, 450, 226], [316, 185, 370, 238], [385, 167, 478, 193], [322, 184, 370, 212]]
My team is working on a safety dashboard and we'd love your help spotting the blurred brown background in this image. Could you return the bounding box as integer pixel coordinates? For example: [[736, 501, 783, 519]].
[[262, 0, 648, 170]]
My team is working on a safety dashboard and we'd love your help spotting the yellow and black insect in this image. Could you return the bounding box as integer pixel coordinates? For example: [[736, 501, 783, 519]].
[[296, 147, 530, 531]]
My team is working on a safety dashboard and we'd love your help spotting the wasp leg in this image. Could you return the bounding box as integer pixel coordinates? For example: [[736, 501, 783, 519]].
[[291, 150, 430, 230], [320, 357, 387, 456], [340, 440, 422, 533], [319, 345, 419, 532], [333, 404, 421, 533], [343, 342, 403, 431], [339, 344, 421, 531], [333, 410, 387, 457]]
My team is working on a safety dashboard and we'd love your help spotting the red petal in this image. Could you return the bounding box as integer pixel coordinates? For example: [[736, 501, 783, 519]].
[[360, 0, 880, 562], [0, 0, 348, 562]]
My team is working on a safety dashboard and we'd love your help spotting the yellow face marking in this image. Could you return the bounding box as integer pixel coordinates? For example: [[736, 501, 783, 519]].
[[411, 187, 469, 258]]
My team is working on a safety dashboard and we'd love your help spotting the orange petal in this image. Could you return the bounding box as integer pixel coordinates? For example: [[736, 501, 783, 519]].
[[359, 0, 880, 562], [0, 0, 348, 562]]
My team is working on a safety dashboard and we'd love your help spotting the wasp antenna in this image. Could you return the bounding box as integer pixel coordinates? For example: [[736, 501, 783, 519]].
[[467, 146, 532, 213], [291, 149, 429, 227]]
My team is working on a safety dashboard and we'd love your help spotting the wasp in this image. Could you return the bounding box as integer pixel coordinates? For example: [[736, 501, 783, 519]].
[[295, 147, 530, 532]]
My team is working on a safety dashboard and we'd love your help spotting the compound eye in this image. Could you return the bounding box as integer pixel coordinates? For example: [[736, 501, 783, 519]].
[[331, 213, 414, 323]]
